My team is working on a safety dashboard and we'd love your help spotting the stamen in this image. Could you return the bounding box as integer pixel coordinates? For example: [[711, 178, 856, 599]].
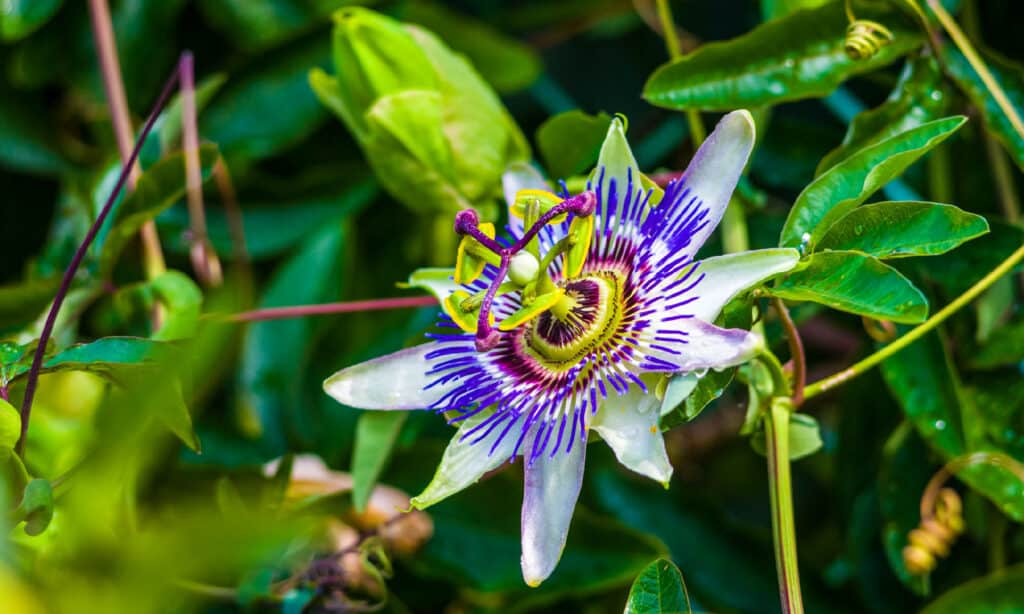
[[451, 192, 598, 351]]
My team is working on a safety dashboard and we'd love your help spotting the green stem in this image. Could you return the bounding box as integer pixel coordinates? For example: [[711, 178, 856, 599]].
[[927, 143, 954, 204], [654, 0, 682, 59], [804, 242, 1024, 399], [766, 397, 804, 614], [927, 0, 1024, 142]]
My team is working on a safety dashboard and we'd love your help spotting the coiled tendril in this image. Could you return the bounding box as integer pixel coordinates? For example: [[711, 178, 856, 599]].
[[844, 0, 894, 60], [903, 452, 1024, 576]]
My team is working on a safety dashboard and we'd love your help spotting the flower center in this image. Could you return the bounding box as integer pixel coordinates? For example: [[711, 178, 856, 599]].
[[525, 272, 624, 366]]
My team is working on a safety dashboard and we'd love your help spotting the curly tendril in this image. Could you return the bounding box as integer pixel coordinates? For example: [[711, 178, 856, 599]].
[[843, 0, 894, 60], [903, 452, 1024, 576]]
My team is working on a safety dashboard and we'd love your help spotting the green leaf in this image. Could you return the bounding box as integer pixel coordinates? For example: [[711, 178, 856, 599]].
[[239, 224, 345, 451], [643, 2, 921, 111], [16, 478, 53, 536], [922, 564, 1024, 613], [624, 558, 691, 614], [971, 320, 1024, 369], [940, 43, 1024, 172], [751, 412, 824, 460], [780, 116, 965, 248], [881, 331, 1024, 521], [100, 145, 220, 274], [817, 54, 950, 174], [817, 201, 989, 258], [402, 1, 542, 93], [536, 110, 612, 179], [411, 471, 666, 601], [158, 180, 377, 261], [0, 398, 20, 457], [0, 278, 60, 333], [761, 0, 830, 20], [351, 411, 407, 512], [0, 0, 62, 41], [0, 88, 71, 175], [878, 423, 932, 595], [195, 0, 331, 50], [768, 251, 929, 323], [201, 38, 330, 165], [35, 337, 174, 382], [150, 271, 203, 341]]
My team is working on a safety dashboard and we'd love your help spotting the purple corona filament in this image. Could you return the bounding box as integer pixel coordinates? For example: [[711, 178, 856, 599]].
[[453, 192, 597, 352]]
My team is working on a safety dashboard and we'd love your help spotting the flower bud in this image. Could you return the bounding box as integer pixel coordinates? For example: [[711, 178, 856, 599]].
[[310, 8, 529, 219]]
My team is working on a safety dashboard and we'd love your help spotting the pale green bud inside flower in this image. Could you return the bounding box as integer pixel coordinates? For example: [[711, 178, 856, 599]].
[[508, 251, 540, 286]]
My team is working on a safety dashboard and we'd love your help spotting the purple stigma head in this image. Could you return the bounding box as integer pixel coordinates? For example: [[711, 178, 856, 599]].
[[454, 209, 480, 235], [568, 191, 597, 217], [475, 327, 502, 352]]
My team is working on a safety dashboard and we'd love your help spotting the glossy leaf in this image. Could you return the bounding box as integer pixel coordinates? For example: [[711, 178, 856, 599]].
[[941, 43, 1024, 171], [411, 471, 666, 599], [817, 201, 988, 258], [202, 39, 330, 165], [644, 2, 920, 111], [750, 412, 824, 460], [536, 110, 612, 179], [403, 1, 542, 93], [971, 320, 1024, 369], [0, 0, 63, 41], [780, 117, 965, 248], [817, 54, 950, 174], [624, 558, 691, 614], [881, 331, 1024, 520], [922, 565, 1024, 613], [769, 251, 929, 323], [878, 424, 932, 595], [351, 411, 407, 511], [100, 145, 220, 273], [239, 224, 345, 451]]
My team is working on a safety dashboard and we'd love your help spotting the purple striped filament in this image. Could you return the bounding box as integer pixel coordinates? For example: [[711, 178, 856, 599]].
[[428, 167, 709, 465]]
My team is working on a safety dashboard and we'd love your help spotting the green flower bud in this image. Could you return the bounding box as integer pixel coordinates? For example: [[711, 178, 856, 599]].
[[310, 8, 529, 218]]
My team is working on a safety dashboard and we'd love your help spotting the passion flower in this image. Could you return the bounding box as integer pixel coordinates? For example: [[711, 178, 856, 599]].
[[325, 111, 798, 585]]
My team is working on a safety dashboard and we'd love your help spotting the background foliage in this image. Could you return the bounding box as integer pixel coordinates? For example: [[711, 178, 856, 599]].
[[2, 0, 1024, 612]]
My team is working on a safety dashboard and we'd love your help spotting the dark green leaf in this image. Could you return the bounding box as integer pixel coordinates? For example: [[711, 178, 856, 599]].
[[536, 110, 612, 179], [817, 201, 988, 258], [158, 180, 376, 261], [881, 331, 1024, 520], [0, 89, 71, 175], [644, 2, 921, 110], [769, 251, 929, 323], [100, 145, 220, 273], [751, 412, 824, 460], [402, 1, 543, 93], [916, 221, 1024, 296], [202, 38, 330, 165], [940, 43, 1024, 172], [971, 320, 1024, 369], [351, 411, 407, 511], [624, 558, 690, 614], [921, 564, 1024, 613], [16, 478, 54, 536], [195, 0, 330, 50], [761, 0, 830, 20], [817, 54, 950, 174], [0, 0, 63, 41], [411, 471, 666, 601], [3, 337, 174, 385], [0, 278, 60, 333], [239, 223, 345, 451], [780, 116, 965, 248], [878, 423, 932, 595]]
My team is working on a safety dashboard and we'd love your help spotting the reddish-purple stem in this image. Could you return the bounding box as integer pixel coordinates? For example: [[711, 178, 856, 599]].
[[15, 56, 186, 456], [511, 191, 596, 253], [0, 385, 9, 403], [475, 253, 511, 351], [228, 296, 439, 322]]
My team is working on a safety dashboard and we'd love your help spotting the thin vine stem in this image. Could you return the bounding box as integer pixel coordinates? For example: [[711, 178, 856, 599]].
[[88, 0, 168, 295], [927, 0, 1024, 142], [15, 57, 186, 456], [804, 242, 1024, 400], [227, 296, 439, 322], [773, 298, 806, 407]]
